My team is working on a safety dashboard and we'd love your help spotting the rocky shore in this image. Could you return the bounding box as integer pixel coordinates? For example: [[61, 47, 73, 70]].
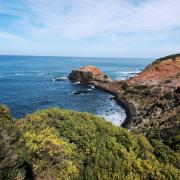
[[69, 54, 180, 131], [69, 65, 135, 128]]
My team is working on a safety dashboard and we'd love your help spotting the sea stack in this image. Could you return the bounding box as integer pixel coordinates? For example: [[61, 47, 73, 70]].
[[69, 65, 112, 84]]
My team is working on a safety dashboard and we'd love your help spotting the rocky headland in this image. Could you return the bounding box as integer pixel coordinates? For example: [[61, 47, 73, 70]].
[[69, 54, 180, 140]]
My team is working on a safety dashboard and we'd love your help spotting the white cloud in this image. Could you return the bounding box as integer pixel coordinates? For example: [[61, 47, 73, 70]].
[[25, 0, 180, 38], [0, 31, 27, 41], [0, 0, 179, 57], [1, 0, 180, 39]]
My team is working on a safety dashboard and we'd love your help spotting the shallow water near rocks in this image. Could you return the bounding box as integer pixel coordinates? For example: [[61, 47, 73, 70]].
[[0, 56, 152, 126]]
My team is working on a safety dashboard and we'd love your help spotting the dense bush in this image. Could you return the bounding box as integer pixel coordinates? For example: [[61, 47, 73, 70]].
[[146, 114, 180, 152], [0, 105, 23, 179], [125, 85, 151, 96], [0, 106, 179, 179]]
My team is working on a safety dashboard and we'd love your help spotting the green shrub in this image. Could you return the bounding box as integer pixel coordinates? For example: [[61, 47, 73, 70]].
[[165, 79, 172, 84], [162, 92, 174, 100], [0, 106, 179, 179], [22, 127, 77, 179]]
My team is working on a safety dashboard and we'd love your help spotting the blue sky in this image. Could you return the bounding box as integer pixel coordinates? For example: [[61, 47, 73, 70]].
[[0, 0, 180, 58]]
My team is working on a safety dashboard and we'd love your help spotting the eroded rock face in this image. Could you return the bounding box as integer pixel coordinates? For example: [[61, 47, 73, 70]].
[[69, 65, 112, 84], [128, 54, 180, 87]]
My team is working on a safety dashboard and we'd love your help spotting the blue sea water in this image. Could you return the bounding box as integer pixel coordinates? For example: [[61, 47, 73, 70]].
[[0, 55, 153, 126]]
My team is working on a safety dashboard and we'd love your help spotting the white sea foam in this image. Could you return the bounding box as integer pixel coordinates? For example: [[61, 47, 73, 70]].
[[58, 76, 68, 80], [101, 112, 126, 126], [86, 88, 92, 91], [113, 70, 141, 80], [15, 73, 34, 76], [74, 81, 80, 84], [63, 77, 68, 80], [88, 85, 95, 89], [52, 76, 68, 82], [114, 70, 141, 75]]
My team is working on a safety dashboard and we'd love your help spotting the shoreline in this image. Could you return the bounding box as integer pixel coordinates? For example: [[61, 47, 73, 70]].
[[114, 97, 135, 128], [91, 83, 135, 128], [69, 65, 137, 129]]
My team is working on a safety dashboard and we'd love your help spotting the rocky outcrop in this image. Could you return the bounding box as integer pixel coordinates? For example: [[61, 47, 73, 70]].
[[69, 65, 112, 84], [69, 54, 180, 131]]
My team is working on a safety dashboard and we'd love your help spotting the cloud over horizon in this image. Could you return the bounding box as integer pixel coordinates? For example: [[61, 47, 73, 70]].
[[0, 0, 180, 57]]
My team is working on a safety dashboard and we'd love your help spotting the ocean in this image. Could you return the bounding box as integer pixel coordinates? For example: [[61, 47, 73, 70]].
[[0, 55, 153, 126]]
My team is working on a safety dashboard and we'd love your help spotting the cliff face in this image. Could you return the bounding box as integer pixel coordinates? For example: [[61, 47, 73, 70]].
[[128, 54, 180, 88]]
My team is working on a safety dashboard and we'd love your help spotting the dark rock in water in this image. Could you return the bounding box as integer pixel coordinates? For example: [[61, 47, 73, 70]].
[[69, 65, 112, 84], [72, 90, 88, 95]]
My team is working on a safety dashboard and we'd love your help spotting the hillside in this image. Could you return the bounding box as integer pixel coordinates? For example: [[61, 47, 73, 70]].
[[0, 105, 179, 179], [128, 54, 180, 87]]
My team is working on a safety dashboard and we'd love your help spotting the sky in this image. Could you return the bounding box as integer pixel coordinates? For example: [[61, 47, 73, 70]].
[[0, 0, 180, 58]]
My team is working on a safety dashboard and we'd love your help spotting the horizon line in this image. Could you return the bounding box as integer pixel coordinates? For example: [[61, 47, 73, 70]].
[[0, 54, 154, 60]]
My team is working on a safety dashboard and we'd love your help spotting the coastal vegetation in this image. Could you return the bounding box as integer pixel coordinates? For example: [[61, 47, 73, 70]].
[[0, 105, 179, 179], [151, 53, 180, 65]]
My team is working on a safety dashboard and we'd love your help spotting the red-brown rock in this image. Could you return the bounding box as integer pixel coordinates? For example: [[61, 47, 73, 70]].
[[69, 65, 112, 84], [128, 54, 180, 88]]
